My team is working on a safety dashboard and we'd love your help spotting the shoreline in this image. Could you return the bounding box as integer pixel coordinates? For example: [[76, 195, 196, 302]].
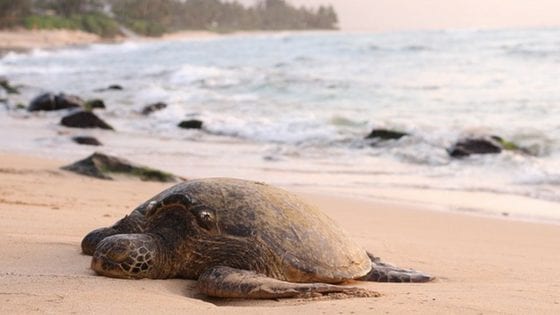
[[0, 29, 109, 56], [0, 108, 558, 226], [0, 28, 338, 57], [0, 151, 559, 313]]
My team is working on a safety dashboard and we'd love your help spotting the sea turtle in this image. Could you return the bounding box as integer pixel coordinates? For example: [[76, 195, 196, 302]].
[[82, 178, 432, 299]]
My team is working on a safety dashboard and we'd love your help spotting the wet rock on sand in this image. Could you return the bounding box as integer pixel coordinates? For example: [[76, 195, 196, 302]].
[[72, 136, 102, 146], [62, 152, 184, 182], [178, 119, 203, 129], [28, 93, 84, 111], [449, 135, 532, 158], [61, 111, 114, 130], [141, 102, 167, 115], [95, 84, 123, 92], [365, 129, 409, 141], [448, 137, 502, 158]]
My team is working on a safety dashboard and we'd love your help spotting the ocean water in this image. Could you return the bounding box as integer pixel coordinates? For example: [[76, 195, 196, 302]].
[[1, 28, 559, 218]]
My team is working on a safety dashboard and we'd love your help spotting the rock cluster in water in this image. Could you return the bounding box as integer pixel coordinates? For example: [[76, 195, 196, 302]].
[[365, 128, 532, 158], [4, 83, 188, 182], [4, 76, 539, 182]]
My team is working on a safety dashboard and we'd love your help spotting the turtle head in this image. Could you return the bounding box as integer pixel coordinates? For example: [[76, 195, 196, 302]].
[[91, 193, 217, 279], [82, 213, 145, 255], [91, 233, 170, 279]]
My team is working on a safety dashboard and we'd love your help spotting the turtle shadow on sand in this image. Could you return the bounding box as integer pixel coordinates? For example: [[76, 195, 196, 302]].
[[82, 178, 433, 300]]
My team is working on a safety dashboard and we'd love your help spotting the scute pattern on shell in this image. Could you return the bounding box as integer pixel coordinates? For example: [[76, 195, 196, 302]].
[[141, 178, 372, 283]]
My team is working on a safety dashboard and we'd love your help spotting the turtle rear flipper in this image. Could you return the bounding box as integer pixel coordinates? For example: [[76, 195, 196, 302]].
[[359, 252, 434, 283], [197, 266, 380, 299]]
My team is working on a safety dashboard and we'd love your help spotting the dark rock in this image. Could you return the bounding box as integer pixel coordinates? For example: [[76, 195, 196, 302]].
[[85, 99, 106, 110], [72, 136, 102, 146], [28, 93, 55, 111], [28, 93, 84, 111], [0, 78, 19, 94], [448, 138, 502, 158], [178, 119, 203, 129], [95, 84, 123, 92], [366, 129, 408, 140], [61, 152, 184, 182], [55, 94, 84, 109], [449, 135, 533, 158], [141, 102, 167, 115], [61, 111, 114, 130]]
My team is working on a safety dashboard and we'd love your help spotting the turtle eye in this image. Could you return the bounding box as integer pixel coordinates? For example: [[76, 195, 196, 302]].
[[191, 207, 216, 231], [199, 210, 213, 223]]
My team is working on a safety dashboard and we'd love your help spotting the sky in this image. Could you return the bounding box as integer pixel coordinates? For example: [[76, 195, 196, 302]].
[[242, 0, 560, 31]]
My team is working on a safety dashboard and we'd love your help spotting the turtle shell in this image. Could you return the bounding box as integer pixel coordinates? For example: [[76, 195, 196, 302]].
[[142, 178, 372, 283]]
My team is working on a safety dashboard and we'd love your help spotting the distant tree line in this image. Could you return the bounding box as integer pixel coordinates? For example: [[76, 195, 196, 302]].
[[0, 0, 338, 37]]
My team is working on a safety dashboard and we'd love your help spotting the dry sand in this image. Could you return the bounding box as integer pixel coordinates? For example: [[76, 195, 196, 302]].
[[0, 29, 279, 55], [0, 152, 559, 314], [0, 29, 105, 54], [0, 29, 223, 55]]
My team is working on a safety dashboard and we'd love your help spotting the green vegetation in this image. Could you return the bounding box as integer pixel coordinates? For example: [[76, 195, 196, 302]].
[[130, 167, 175, 182], [497, 139, 520, 151], [23, 14, 120, 37], [99, 162, 176, 182], [79, 13, 121, 37], [490, 135, 520, 151], [0, 79, 19, 94], [0, 0, 338, 37], [93, 154, 177, 182], [122, 19, 166, 37], [84, 99, 106, 111], [24, 15, 80, 30]]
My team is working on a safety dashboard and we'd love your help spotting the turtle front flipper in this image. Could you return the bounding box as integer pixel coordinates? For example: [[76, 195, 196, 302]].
[[358, 252, 434, 283], [197, 266, 380, 299]]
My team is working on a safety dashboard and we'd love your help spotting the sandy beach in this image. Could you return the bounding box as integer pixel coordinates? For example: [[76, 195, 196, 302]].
[[0, 28, 266, 56], [1, 25, 560, 314], [0, 29, 106, 55], [0, 152, 559, 314]]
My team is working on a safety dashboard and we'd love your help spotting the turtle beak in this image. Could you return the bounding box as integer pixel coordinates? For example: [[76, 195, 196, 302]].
[[91, 234, 162, 279]]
